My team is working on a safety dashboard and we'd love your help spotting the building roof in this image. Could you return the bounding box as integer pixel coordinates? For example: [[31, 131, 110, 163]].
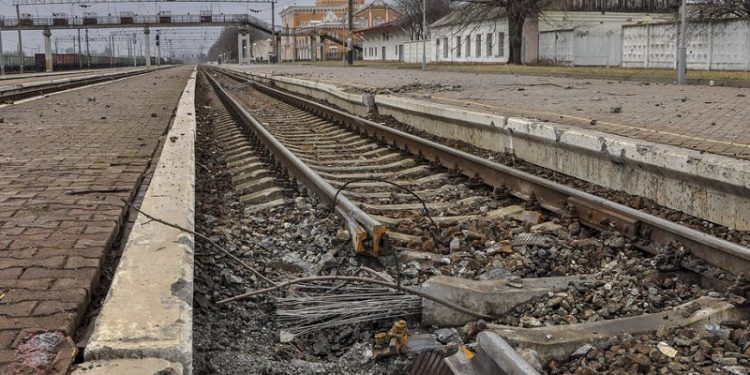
[[355, 20, 401, 33], [354, 0, 395, 16], [430, 5, 507, 28]]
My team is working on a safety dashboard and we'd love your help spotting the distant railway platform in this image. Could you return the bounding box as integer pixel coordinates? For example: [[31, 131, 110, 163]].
[[230, 64, 750, 160]]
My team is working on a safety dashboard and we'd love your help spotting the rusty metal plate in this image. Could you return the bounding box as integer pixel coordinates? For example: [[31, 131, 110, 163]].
[[568, 197, 639, 237]]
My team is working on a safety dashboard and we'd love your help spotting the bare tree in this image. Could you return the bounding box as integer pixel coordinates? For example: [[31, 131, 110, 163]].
[[449, 0, 551, 64], [689, 0, 750, 20], [395, 0, 453, 40]]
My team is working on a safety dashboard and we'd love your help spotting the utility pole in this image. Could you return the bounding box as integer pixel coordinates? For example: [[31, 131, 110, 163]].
[[421, 0, 427, 71], [678, 0, 687, 84], [110, 34, 114, 67], [156, 31, 161, 66], [16, 4, 24, 73], [0, 21, 5, 76], [77, 28, 83, 69], [85, 28, 90, 69], [346, 0, 353, 65], [271, 0, 276, 63]]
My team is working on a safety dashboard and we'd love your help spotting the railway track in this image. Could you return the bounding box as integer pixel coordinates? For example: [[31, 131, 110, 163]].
[[0, 68, 155, 103], [197, 67, 750, 374]]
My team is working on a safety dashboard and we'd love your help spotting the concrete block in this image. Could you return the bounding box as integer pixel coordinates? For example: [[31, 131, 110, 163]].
[[475, 331, 541, 375], [489, 296, 746, 363], [84, 69, 196, 374], [421, 274, 593, 326], [71, 358, 182, 375]]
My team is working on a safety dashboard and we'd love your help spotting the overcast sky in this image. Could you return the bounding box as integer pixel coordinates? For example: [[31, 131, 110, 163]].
[[0, 0, 318, 57]]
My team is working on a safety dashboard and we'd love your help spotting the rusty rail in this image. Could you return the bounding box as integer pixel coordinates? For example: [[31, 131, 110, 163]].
[[204, 71, 388, 256], [216, 67, 750, 278]]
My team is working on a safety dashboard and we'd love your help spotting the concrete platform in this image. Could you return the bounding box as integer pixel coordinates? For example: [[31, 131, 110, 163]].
[[0, 67, 152, 92], [0, 66, 193, 372], [224, 64, 750, 159], [82, 68, 197, 374], [222, 65, 750, 232]]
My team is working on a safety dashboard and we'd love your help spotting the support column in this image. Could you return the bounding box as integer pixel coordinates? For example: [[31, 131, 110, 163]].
[[311, 34, 317, 62], [320, 36, 326, 61], [43, 28, 52, 72], [0, 22, 5, 76], [132, 34, 137, 67], [85, 29, 90, 69], [144, 26, 151, 67], [156, 32, 161, 66], [16, 4, 23, 74]]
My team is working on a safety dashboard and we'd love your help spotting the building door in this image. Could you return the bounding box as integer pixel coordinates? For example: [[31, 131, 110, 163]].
[[382, 46, 386, 61], [399, 45, 403, 62]]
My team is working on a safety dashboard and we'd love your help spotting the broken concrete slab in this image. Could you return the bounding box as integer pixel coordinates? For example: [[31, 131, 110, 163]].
[[489, 296, 746, 364], [71, 358, 183, 375], [531, 221, 564, 233], [443, 331, 540, 375], [421, 274, 594, 326]]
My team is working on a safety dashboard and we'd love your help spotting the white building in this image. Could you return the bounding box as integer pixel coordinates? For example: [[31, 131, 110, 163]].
[[430, 8, 514, 64], [358, 21, 411, 61], [360, 6, 681, 68]]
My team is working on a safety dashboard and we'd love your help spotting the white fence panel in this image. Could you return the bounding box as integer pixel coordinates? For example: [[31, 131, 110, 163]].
[[622, 19, 750, 71], [573, 29, 622, 66], [539, 30, 574, 65], [402, 40, 432, 63]]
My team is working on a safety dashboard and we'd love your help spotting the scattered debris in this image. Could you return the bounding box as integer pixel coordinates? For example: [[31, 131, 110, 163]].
[[372, 320, 408, 359]]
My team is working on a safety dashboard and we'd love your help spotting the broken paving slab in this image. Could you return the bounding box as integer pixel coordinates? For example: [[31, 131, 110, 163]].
[[421, 274, 594, 326], [71, 358, 183, 375], [488, 296, 746, 364]]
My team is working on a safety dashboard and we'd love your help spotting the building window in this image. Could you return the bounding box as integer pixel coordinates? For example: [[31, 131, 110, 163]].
[[395, 45, 398, 55], [456, 36, 461, 57], [476, 34, 481, 57], [497, 32, 505, 57], [443, 37, 448, 58], [486, 33, 493, 56], [466, 35, 471, 57]]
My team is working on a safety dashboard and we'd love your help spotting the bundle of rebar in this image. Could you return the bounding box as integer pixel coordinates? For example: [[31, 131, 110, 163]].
[[275, 282, 422, 336]]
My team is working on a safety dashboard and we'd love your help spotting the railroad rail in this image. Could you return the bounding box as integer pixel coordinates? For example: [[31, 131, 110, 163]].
[[0, 69, 154, 103], [194, 66, 750, 374], [205, 72, 387, 256], [208, 66, 750, 282]]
